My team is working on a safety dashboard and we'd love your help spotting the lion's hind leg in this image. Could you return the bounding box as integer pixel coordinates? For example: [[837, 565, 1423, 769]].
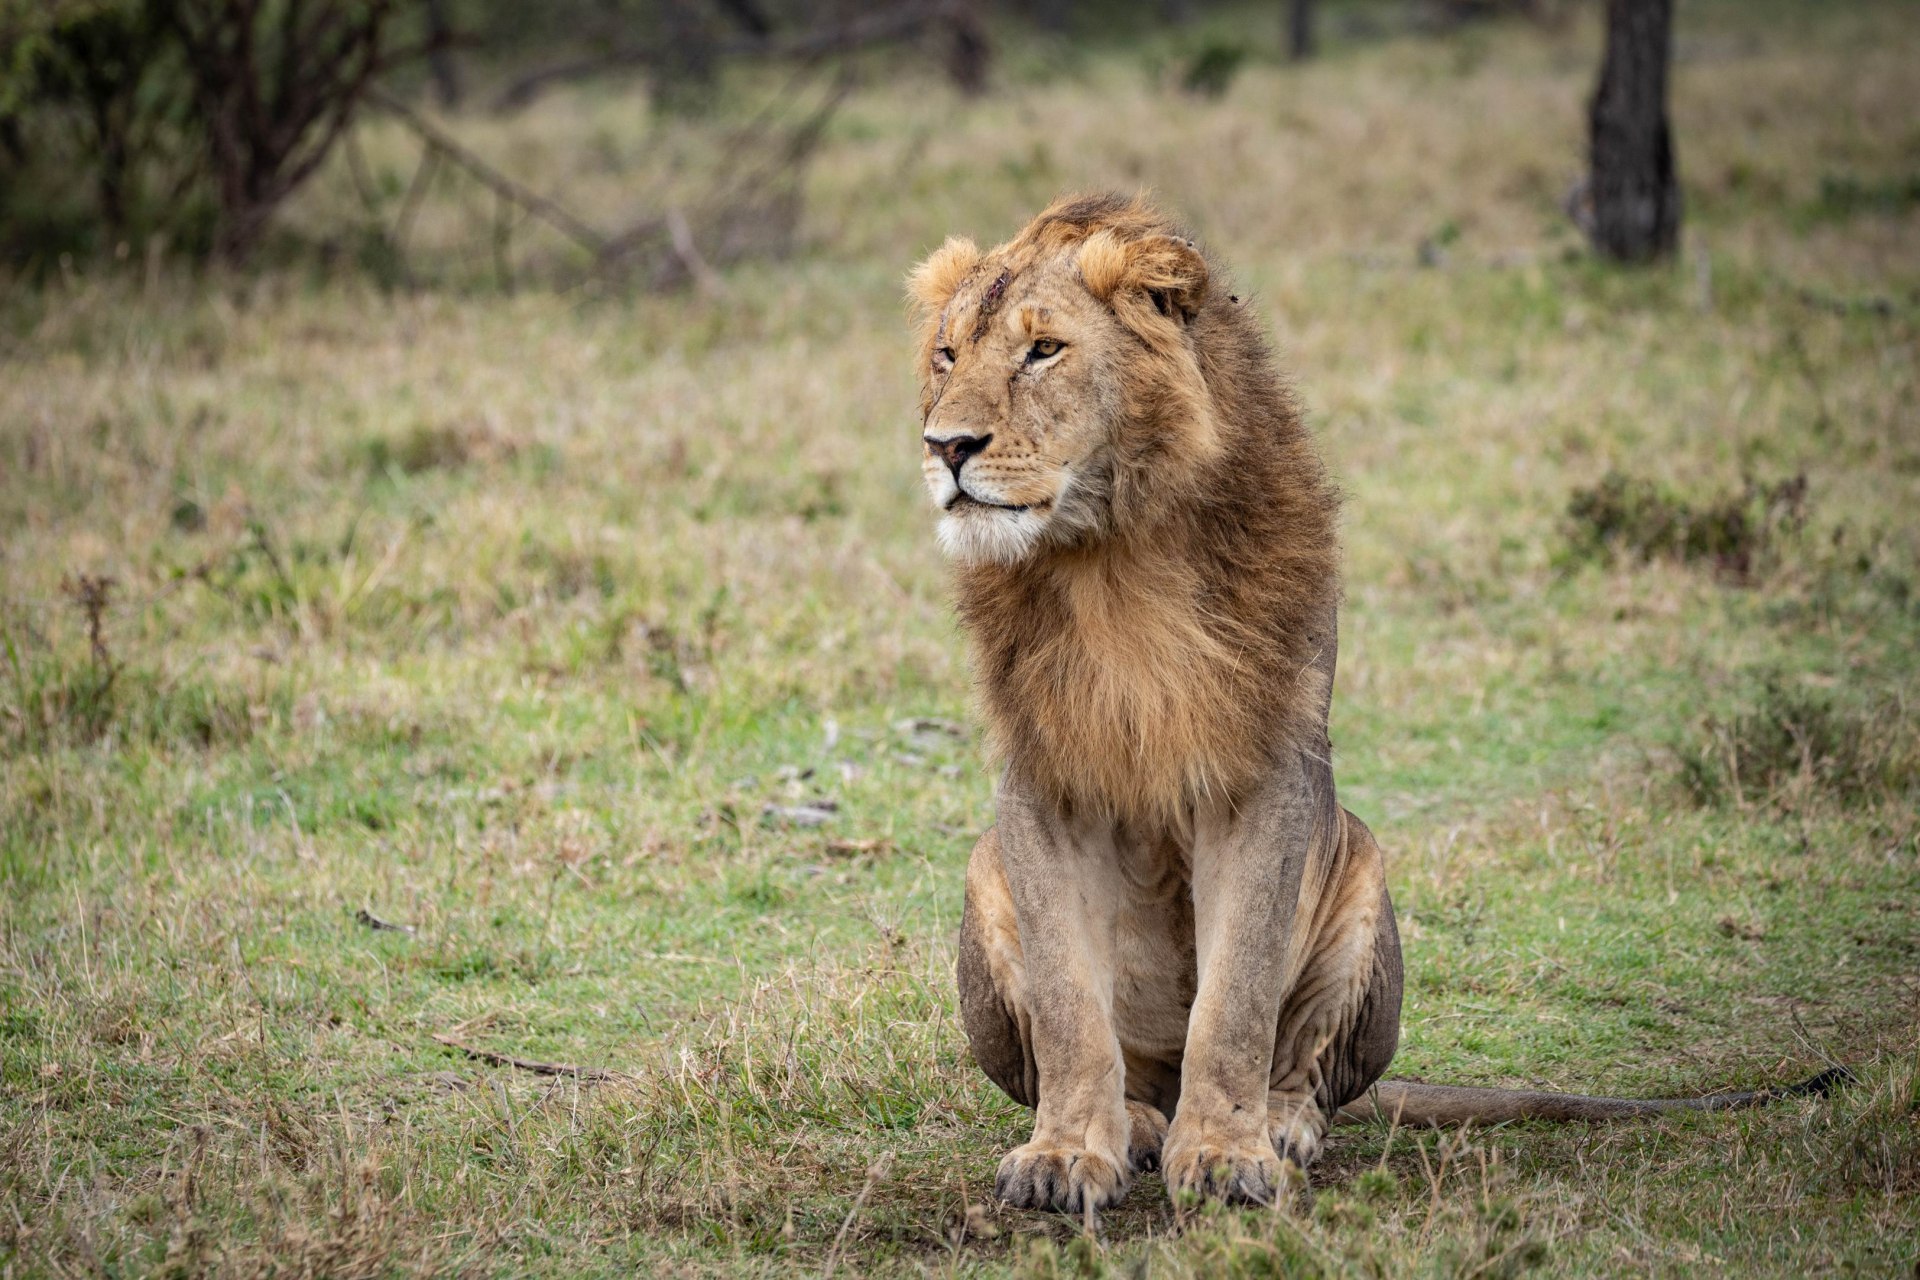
[[1125, 1099, 1170, 1172], [956, 827, 1038, 1109], [1266, 806, 1400, 1169]]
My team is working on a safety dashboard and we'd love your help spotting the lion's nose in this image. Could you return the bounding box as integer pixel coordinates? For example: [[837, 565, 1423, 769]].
[[925, 432, 992, 478]]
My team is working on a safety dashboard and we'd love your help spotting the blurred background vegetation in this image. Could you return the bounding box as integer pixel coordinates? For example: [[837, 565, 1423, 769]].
[[1, 0, 1620, 276]]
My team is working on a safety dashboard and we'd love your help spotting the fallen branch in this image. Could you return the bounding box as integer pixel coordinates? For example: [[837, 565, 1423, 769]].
[[491, 48, 651, 113], [365, 73, 835, 292], [431, 1033, 626, 1081], [365, 85, 608, 257], [59, 573, 117, 672]]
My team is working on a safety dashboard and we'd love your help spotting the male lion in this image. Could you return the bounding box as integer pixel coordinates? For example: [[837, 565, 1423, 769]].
[[909, 193, 1846, 1213]]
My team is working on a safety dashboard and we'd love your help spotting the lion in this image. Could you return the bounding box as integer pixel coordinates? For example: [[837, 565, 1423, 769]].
[[908, 193, 1848, 1213]]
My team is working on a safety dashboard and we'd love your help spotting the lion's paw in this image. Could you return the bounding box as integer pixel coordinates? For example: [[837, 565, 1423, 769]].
[[1125, 1101, 1170, 1173], [993, 1142, 1129, 1214], [1162, 1132, 1288, 1207], [1267, 1097, 1327, 1169]]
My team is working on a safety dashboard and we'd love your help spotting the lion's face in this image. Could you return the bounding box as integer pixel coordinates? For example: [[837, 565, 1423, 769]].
[[909, 211, 1214, 566], [915, 255, 1126, 564]]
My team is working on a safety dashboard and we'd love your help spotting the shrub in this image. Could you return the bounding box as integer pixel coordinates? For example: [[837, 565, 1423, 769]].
[[1181, 41, 1248, 98], [1562, 469, 1808, 583], [0, 0, 198, 260], [1674, 670, 1919, 810], [1, 0, 434, 265]]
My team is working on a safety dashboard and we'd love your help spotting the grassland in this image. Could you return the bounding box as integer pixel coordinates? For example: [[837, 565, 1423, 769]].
[[2, 2, 1917, 1275]]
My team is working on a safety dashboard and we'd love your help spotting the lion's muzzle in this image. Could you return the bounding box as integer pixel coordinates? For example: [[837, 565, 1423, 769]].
[[925, 431, 992, 479]]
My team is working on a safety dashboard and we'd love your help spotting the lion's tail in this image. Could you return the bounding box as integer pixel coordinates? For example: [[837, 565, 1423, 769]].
[[1335, 1066, 1853, 1127]]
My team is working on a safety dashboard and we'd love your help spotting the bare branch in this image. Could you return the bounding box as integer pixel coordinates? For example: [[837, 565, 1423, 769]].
[[665, 208, 724, 298]]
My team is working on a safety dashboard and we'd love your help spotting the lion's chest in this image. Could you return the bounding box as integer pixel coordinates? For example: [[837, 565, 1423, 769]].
[[1069, 824, 1198, 1074], [986, 591, 1262, 823]]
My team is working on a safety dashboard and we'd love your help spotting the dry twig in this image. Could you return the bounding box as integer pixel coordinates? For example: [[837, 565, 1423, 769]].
[[354, 907, 415, 935], [431, 1033, 626, 1082], [823, 1152, 893, 1280], [59, 574, 116, 671]]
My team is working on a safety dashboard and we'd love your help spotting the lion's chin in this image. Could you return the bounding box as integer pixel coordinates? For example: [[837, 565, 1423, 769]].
[[935, 504, 1050, 566]]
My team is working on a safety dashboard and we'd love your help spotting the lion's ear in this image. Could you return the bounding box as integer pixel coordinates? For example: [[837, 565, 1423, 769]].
[[1077, 231, 1208, 322], [907, 236, 983, 316]]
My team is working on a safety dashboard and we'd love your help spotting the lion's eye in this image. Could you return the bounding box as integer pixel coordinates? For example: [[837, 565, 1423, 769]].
[[934, 346, 956, 370], [1026, 338, 1064, 362]]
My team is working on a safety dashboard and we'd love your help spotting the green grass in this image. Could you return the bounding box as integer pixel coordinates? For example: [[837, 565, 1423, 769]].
[[2, 2, 1917, 1274]]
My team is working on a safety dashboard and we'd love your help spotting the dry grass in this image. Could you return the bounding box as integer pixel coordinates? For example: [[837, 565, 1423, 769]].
[[2, 0, 1917, 1274]]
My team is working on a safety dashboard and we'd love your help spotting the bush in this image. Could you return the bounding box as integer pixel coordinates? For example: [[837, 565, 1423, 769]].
[[1180, 40, 1248, 98], [1, 0, 431, 266], [0, 0, 199, 261], [1562, 469, 1808, 583], [1674, 670, 1919, 810]]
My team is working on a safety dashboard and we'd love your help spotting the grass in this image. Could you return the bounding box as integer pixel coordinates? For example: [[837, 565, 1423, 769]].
[[2, 1, 1917, 1274]]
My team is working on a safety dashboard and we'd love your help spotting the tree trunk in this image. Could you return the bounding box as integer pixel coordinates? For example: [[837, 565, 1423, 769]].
[[1586, 0, 1679, 261], [423, 0, 463, 107], [712, 0, 771, 38], [0, 116, 26, 166], [90, 97, 128, 233], [945, 0, 990, 95], [1033, 0, 1072, 34], [1287, 0, 1315, 61]]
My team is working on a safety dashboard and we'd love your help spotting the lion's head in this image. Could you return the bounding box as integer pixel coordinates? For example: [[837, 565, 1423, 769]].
[[908, 193, 1227, 566]]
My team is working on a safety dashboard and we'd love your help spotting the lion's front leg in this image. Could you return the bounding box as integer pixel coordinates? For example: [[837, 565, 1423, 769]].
[[1163, 750, 1334, 1207], [982, 771, 1133, 1214]]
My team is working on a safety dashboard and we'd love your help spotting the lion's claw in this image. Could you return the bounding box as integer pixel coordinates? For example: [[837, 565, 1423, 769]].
[[993, 1143, 1129, 1214], [1268, 1097, 1327, 1170], [1162, 1137, 1286, 1207]]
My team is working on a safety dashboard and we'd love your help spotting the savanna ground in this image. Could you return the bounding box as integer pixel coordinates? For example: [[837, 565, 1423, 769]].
[[3, 2, 1918, 1275]]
